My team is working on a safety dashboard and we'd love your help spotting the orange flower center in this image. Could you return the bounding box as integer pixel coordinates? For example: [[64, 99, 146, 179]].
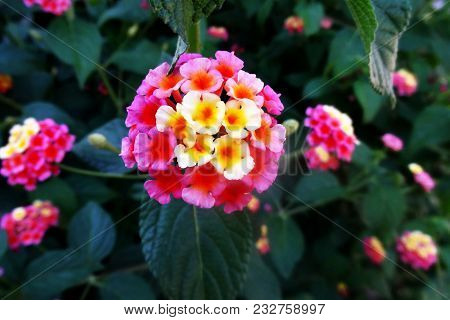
[[215, 64, 234, 78], [233, 84, 254, 99], [159, 73, 182, 90], [191, 71, 215, 91]]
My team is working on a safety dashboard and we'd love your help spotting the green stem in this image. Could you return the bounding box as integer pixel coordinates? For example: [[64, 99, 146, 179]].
[[187, 21, 202, 53], [59, 164, 147, 180], [80, 283, 91, 300], [284, 206, 310, 216], [0, 94, 22, 112], [97, 67, 123, 117]]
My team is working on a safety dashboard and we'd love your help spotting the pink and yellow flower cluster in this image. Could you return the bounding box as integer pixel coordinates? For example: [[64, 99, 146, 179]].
[[284, 16, 304, 34], [304, 105, 358, 170], [363, 236, 386, 265], [408, 163, 436, 193], [393, 69, 418, 96], [1, 201, 59, 250], [0, 118, 75, 190], [23, 0, 71, 15], [396, 231, 438, 270], [120, 51, 286, 213]]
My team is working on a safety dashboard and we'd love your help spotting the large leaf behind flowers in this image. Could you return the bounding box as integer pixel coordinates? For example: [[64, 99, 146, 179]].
[[346, 0, 411, 105], [139, 199, 252, 299], [148, 0, 225, 43]]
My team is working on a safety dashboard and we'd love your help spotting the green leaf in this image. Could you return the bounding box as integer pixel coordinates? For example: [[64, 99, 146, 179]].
[[353, 80, 384, 122], [303, 77, 331, 99], [345, 0, 377, 52], [28, 178, 78, 215], [327, 28, 365, 77], [295, 2, 324, 36], [109, 40, 162, 75], [23, 250, 93, 299], [352, 142, 374, 166], [0, 229, 7, 260], [22, 102, 86, 136], [149, 0, 225, 43], [0, 43, 39, 76], [73, 119, 130, 173], [267, 216, 304, 278], [171, 37, 188, 69], [294, 171, 344, 206], [44, 18, 102, 87], [369, 0, 411, 105], [99, 0, 152, 25], [139, 199, 252, 299], [242, 249, 281, 299], [409, 106, 450, 153], [99, 272, 155, 299], [68, 202, 116, 263], [65, 175, 116, 204], [362, 184, 406, 230]]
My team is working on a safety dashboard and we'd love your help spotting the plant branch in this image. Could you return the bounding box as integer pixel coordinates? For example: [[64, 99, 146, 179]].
[[0, 94, 22, 112], [187, 21, 202, 53], [59, 164, 147, 180], [97, 67, 123, 117]]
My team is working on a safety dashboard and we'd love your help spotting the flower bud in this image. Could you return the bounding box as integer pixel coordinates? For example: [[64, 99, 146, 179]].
[[127, 24, 139, 37], [88, 133, 107, 149], [88, 133, 119, 153], [282, 119, 299, 136], [29, 29, 42, 41]]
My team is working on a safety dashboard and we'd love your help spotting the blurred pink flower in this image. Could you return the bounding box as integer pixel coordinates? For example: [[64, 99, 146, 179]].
[[304, 105, 358, 170], [408, 163, 436, 192], [284, 16, 304, 34], [381, 133, 403, 152], [207, 26, 229, 41], [393, 69, 418, 96], [320, 16, 333, 29], [1, 201, 59, 250], [363, 236, 386, 265], [0, 118, 74, 191], [397, 231, 438, 270]]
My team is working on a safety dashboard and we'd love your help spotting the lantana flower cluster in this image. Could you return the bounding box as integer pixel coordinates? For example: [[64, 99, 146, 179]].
[[393, 69, 418, 96], [396, 230, 438, 270], [0, 74, 12, 94], [284, 16, 304, 34], [408, 163, 436, 193], [1, 201, 59, 250], [363, 236, 386, 265], [304, 105, 358, 170], [0, 118, 75, 190], [23, 0, 71, 15], [120, 51, 286, 213], [256, 224, 270, 255]]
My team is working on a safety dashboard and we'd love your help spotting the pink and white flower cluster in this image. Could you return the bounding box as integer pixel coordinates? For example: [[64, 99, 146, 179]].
[[0, 118, 75, 191], [304, 105, 358, 170], [408, 163, 436, 193], [393, 69, 418, 96], [23, 0, 71, 15], [120, 51, 286, 213], [396, 231, 438, 270], [1, 201, 59, 250]]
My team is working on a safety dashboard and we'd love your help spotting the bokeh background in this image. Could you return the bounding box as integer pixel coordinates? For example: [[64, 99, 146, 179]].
[[0, 0, 449, 299]]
